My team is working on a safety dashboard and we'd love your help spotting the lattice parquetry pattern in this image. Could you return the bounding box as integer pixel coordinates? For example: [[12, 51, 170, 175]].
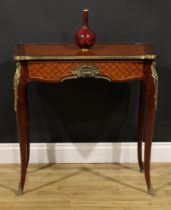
[[99, 62, 143, 80], [28, 62, 143, 81]]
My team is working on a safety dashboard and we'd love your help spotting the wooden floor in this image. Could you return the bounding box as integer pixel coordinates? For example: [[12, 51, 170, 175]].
[[0, 163, 171, 210]]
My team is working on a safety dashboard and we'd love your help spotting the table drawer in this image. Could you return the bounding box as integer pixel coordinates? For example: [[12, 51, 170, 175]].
[[28, 61, 144, 82]]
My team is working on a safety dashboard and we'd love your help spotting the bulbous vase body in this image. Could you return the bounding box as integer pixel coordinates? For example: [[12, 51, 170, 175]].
[[75, 9, 96, 51]]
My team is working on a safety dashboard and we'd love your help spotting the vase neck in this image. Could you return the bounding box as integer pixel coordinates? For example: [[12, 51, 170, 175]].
[[83, 9, 89, 27]]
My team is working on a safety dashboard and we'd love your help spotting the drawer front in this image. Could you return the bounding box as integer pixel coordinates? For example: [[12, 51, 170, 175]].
[[28, 61, 144, 82]]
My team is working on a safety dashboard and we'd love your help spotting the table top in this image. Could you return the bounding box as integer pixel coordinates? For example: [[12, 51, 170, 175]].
[[14, 43, 157, 60]]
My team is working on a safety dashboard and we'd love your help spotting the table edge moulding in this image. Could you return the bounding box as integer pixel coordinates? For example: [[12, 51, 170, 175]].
[[13, 43, 158, 196]]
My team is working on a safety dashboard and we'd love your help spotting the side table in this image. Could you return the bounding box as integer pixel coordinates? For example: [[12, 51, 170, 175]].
[[13, 43, 158, 195]]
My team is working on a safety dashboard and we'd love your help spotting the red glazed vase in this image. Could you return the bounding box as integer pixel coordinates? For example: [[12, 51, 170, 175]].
[[75, 9, 96, 51]]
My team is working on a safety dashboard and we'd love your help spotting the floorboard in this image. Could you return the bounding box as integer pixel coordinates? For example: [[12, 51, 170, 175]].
[[0, 163, 171, 210]]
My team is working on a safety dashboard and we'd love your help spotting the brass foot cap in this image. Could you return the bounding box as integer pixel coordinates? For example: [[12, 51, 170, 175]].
[[17, 184, 23, 196], [148, 185, 156, 196], [140, 168, 144, 173]]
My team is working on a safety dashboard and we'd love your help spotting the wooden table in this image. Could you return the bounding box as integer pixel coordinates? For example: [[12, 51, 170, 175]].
[[14, 43, 158, 195]]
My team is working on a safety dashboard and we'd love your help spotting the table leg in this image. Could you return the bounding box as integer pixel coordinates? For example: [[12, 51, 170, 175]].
[[14, 62, 29, 195], [137, 81, 146, 172], [144, 63, 158, 195]]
